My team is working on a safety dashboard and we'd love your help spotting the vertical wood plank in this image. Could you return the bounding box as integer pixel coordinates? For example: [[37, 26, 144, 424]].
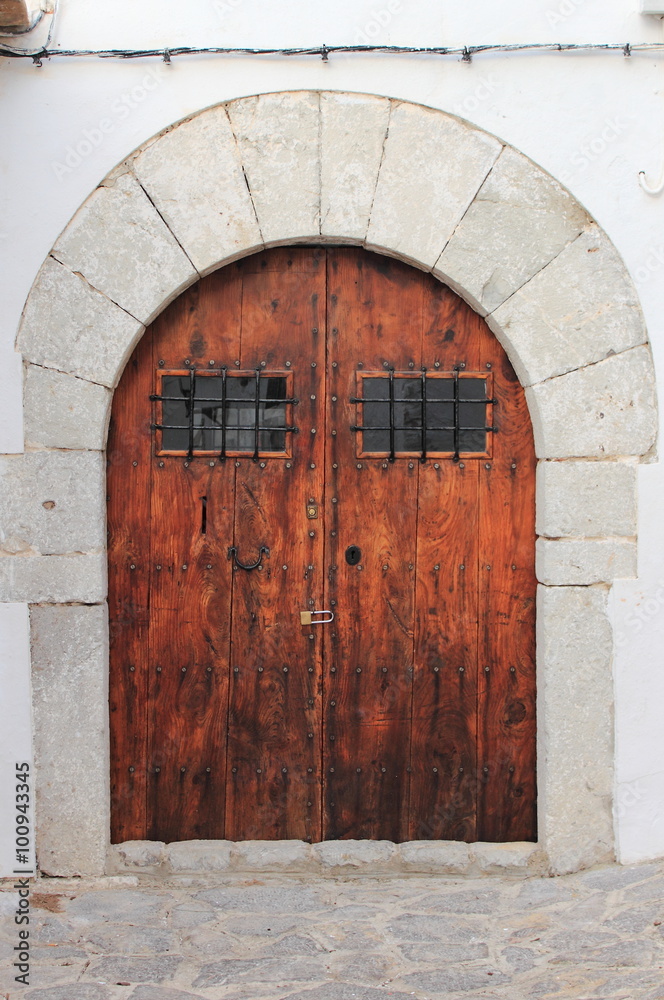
[[324, 248, 421, 842], [477, 345, 537, 842], [225, 248, 325, 842], [108, 329, 153, 843]]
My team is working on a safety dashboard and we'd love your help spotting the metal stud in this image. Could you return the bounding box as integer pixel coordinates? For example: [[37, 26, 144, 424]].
[[158, 360, 165, 366], [312, 328, 318, 335], [484, 666, 490, 672], [181, 766, 186, 772], [356, 667, 362, 673], [434, 361, 441, 369], [332, 463, 338, 470], [209, 360, 215, 366], [232, 766, 237, 772], [308, 732, 313, 739], [156, 564, 162, 571], [258, 666, 263, 672], [132, 460, 138, 467], [512, 564, 517, 571], [383, 564, 388, 571], [434, 666, 439, 672], [184, 461, 189, 468], [184, 359, 191, 366], [332, 395, 338, 402], [257, 768, 262, 773], [511, 463, 517, 469], [260, 462, 266, 468], [129, 766, 135, 772], [459, 462, 465, 469], [308, 767, 313, 773], [382, 766, 387, 772], [285, 361, 291, 368], [206, 563, 212, 569], [332, 361, 338, 368], [357, 463, 363, 469], [382, 462, 388, 469], [309, 634, 315, 640], [408, 563, 414, 570], [433, 766, 438, 772], [458, 666, 465, 673], [483, 766, 489, 773], [357, 361, 363, 368], [282, 564, 288, 571], [357, 564, 363, 571], [156, 666, 162, 673], [282, 767, 288, 773], [159, 461, 165, 468], [485, 463, 492, 470], [181, 667, 187, 673], [182, 564, 188, 570], [434, 564, 440, 571], [382, 667, 387, 673], [486, 362, 492, 369], [408, 361, 414, 368], [486, 564, 491, 570], [330, 666, 336, 673], [206, 666, 212, 673], [310, 462, 316, 469], [406, 766, 412, 773], [331, 530, 337, 536], [129, 665, 135, 672], [235, 360, 240, 366], [332, 497, 338, 503], [311, 394, 316, 400], [330, 699, 336, 706], [234, 667, 239, 673], [434, 463, 440, 470], [409, 462, 414, 469], [383, 361, 389, 369], [155, 766, 161, 773], [331, 429, 337, 436], [260, 361, 267, 368], [460, 564, 465, 570], [130, 564, 136, 571], [308, 666, 314, 672], [206, 766, 211, 773], [235, 461, 240, 468], [311, 428, 317, 435], [311, 362, 317, 368], [509, 765, 515, 773], [283, 666, 289, 672], [510, 666, 516, 673]]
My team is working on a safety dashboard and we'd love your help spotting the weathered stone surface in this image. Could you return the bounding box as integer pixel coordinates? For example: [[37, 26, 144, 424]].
[[471, 841, 543, 874], [25, 988, 113, 1000], [320, 92, 390, 241], [489, 228, 647, 386], [228, 92, 320, 243], [24, 365, 112, 451], [436, 145, 589, 314], [367, 102, 501, 266], [166, 840, 233, 873], [193, 956, 327, 987], [232, 839, 314, 872], [0, 553, 106, 603], [536, 537, 637, 585], [129, 988, 207, 1000], [0, 451, 105, 555], [536, 459, 637, 537], [52, 172, 197, 324], [195, 884, 324, 912], [397, 968, 509, 991], [399, 839, 472, 873], [66, 889, 166, 923], [110, 840, 165, 870], [30, 605, 109, 876], [537, 585, 614, 874], [18, 256, 144, 388], [81, 923, 177, 955], [526, 345, 657, 459], [134, 106, 262, 275], [314, 839, 398, 871], [84, 955, 182, 984]]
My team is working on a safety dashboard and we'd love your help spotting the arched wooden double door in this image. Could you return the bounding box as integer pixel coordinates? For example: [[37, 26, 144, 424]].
[[108, 247, 536, 845]]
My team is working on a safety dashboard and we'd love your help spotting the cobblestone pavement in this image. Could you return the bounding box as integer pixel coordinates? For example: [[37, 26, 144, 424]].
[[1, 862, 664, 1000]]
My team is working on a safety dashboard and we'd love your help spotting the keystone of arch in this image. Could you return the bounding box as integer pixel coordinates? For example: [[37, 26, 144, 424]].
[[13, 90, 658, 878]]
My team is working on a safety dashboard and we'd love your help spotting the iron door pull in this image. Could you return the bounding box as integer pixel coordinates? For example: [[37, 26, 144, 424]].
[[228, 545, 269, 571]]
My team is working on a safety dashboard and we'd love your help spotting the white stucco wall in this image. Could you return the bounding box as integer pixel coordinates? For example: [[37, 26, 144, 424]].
[[1, 0, 664, 871]]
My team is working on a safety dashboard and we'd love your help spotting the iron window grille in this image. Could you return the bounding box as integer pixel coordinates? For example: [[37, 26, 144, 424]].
[[351, 368, 496, 462], [151, 368, 297, 460]]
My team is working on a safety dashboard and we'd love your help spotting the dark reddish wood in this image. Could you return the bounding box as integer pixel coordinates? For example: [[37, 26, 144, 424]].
[[108, 246, 536, 846], [108, 329, 153, 843], [478, 346, 537, 842], [224, 248, 326, 842]]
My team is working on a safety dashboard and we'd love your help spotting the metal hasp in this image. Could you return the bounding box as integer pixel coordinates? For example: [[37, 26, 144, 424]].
[[300, 610, 335, 626], [228, 545, 269, 571]]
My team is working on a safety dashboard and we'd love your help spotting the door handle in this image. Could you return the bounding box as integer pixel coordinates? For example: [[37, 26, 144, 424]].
[[228, 545, 269, 571], [300, 610, 335, 625]]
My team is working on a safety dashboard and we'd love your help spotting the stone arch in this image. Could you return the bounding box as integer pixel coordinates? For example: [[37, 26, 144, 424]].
[[11, 91, 657, 877]]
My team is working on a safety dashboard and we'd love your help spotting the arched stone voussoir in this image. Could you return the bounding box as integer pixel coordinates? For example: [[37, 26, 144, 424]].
[[227, 91, 321, 245], [133, 104, 263, 277], [487, 227, 647, 388], [51, 171, 198, 326], [525, 344, 657, 459], [434, 144, 591, 317], [366, 100, 502, 268], [17, 255, 144, 389]]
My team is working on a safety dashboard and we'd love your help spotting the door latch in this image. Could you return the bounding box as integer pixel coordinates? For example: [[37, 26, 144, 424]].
[[300, 610, 335, 625]]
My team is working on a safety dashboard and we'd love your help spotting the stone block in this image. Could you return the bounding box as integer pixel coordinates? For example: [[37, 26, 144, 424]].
[[0, 451, 105, 555], [537, 585, 614, 874], [470, 841, 544, 874], [18, 257, 144, 388], [52, 172, 197, 325], [30, 604, 109, 875], [526, 345, 657, 459], [0, 553, 106, 603], [536, 460, 637, 537], [435, 145, 589, 314], [366, 102, 501, 267], [166, 840, 234, 873], [134, 106, 262, 275], [536, 537, 637, 585], [24, 365, 111, 451], [489, 228, 647, 386], [109, 840, 165, 871], [399, 839, 472, 873], [313, 839, 398, 872], [228, 92, 320, 244], [232, 839, 314, 872], [320, 92, 390, 241]]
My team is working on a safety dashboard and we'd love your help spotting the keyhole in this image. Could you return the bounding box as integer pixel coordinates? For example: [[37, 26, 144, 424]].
[[201, 496, 207, 534], [345, 545, 361, 566]]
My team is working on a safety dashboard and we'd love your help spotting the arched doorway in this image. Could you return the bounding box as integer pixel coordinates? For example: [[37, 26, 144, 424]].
[[108, 246, 537, 846]]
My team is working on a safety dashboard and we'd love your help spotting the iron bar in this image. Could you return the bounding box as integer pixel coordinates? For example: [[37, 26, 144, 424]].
[[219, 366, 227, 462], [253, 368, 261, 462], [420, 367, 427, 464], [388, 367, 395, 463], [187, 367, 195, 460], [453, 368, 460, 462]]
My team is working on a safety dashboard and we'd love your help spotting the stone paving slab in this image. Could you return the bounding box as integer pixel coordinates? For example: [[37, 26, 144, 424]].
[[0, 861, 663, 999]]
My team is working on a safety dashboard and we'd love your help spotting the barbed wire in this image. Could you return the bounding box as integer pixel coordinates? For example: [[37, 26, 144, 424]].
[[1, 40, 663, 66]]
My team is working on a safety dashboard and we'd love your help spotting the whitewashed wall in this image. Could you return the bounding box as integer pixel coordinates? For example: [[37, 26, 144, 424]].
[[1, 0, 663, 870]]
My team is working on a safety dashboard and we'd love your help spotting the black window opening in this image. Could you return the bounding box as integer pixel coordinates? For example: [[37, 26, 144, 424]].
[[151, 369, 297, 460], [352, 369, 495, 462]]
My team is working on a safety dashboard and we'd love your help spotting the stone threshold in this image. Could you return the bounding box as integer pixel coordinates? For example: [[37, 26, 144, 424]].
[[107, 838, 546, 878]]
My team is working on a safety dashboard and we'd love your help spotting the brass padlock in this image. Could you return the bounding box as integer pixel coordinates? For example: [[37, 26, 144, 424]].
[[300, 611, 312, 626], [300, 609, 334, 626]]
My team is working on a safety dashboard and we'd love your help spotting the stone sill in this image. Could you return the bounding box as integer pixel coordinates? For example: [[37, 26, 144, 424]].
[[107, 839, 546, 878]]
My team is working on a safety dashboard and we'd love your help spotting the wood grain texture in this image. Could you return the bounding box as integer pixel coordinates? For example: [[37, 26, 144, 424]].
[[108, 246, 537, 845]]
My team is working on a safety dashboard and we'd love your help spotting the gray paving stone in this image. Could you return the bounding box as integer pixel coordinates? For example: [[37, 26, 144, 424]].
[[193, 956, 327, 987], [501, 945, 538, 972], [26, 988, 113, 1000], [602, 904, 662, 933], [399, 941, 489, 962], [222, 914, 301, 936], [282, 987, 415, 1000], [573, 863, 662, 891], [83, 954, 183, 983], [326, 952, 401, 983], [397, 967, 509, 991], [259, 933, 326, 956], [386, 913, 484, 943], [66, 890, 169, 923], [416, 887, 502, 913], [129, 988, 207, 1000], [195, 885, 326, 913], [169, 901, 216, 928], [82, 922, 179, 954]]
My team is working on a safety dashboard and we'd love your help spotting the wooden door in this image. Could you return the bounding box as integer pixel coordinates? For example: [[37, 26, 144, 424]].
[[108, 247, 536, 845]]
